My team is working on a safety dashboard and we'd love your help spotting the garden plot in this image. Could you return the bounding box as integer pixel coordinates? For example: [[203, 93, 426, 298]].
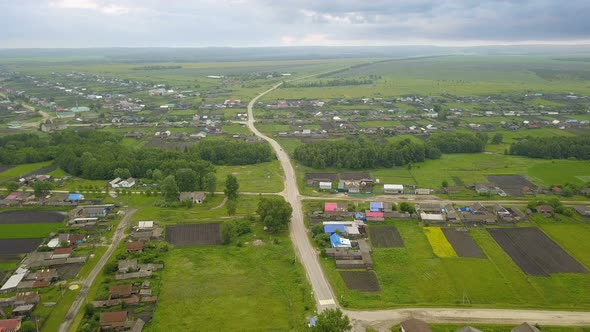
[[442, 228, 485, 258], [0, 238, 42, 259], [165, 223, 222, 246], [369, 225, 404, 248], [0, 210, 67, 224], [488, 227, 588, 276], [424, 227, 457, 258], [339, 271, 381, 292], [486, 175, 535, 197]]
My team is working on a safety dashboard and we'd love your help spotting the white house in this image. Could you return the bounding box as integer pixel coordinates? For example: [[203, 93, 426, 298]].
[[319, 182, 332, 190], [384, 184, 404, 194], [111, 177, 136, 188]]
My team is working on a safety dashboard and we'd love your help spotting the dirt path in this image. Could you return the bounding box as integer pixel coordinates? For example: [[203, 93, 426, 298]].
[[211, 196, 228, 210], [59, 208, 137, 332]]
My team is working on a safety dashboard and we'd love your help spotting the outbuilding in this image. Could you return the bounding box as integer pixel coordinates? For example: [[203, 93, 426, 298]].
[[384, 184, 404, 194]]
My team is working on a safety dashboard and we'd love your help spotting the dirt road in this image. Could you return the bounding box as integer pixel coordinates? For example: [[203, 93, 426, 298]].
[[247, 83, 337, 311], [59, 208, 137, 332]]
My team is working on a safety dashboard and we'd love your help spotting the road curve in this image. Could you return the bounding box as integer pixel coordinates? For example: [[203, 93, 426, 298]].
[[59, 208, 138, 332], [246, 83, 338, 311]]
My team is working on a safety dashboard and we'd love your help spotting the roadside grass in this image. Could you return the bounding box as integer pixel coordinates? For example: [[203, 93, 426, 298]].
[[39, 287, 80, 332], [0, 223, 64, 239], [423, 227, 457, 258], [410, 324, 589, 332], [147, 231, 313, 331], [216, 160, 284, 193], [0, 161, 54, 183], [319, 218, 590, 310]]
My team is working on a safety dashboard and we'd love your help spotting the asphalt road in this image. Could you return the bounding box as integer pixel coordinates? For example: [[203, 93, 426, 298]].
[[59, 208, 137, 332], [247, 83, 337, 311]]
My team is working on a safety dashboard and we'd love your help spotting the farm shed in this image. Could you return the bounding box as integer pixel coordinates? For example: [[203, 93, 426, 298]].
[[1, 273, 27, 293], [330, 233, 351, 248], [136, 221, 154, 230], [179, 192, 206, 204], [400, 318, 432, 332], [573, 206, 590, 217], [415, 188, 431, 195], [383, 184, 403, 194], [319, 182, 332, 190], [420, 212, 445, 223]]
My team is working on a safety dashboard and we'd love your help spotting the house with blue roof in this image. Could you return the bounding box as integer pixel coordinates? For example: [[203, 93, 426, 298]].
[[370, 201, 384, 212], [324, 224, 346, 234], [67, 193, 84, 203], [330, 233, 352, 248]]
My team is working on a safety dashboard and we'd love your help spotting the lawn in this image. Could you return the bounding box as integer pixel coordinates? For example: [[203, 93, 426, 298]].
[[216, 160, 284, 193], [147, 235, 313, 331], [320, 219, 590, 310], [0, 161, 54, 183], [0, 223, 64, 239]]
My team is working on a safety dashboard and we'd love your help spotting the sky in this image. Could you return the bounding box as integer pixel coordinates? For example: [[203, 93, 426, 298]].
[[1, 0, 589, 48]]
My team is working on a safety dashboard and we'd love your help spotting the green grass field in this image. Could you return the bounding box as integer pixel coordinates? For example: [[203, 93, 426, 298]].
[[0, 223, 63, 239], [147, 237, 314, 331], [216, 160, 284, 193], [0, 161, 54, 183], [321, 218, 590, 310], [406, 324, 590, 332]]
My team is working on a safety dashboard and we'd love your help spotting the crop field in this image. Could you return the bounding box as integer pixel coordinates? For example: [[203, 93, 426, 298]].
[[488, 228, 587, 276], [0, 238, 42, 259], [442, 228, 485, 258], [148, 236, 313, 331], [486, 175, 536, 197], [424, 227, 457, 258], [0, 223, 63, 239], [0, 161, 54, 183], [339, 271, 381, 292], [165, 223, 223, 246], [0, 210, 67, 224], [368, 225, 404, 248]]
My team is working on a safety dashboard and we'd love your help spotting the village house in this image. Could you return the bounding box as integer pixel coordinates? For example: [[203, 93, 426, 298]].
[[100, 311, 129, 330], [51, 247, 73, 259], [126, 241, 144, 253], [537, 205, 554, 214], [110, 177, 136, 188], [330, 233, 351, 248], [78, 205, 110, 218], [305, 173, 338, 187], [0, 318, 21, 332], [109, 284, 133, 300], [179, 192, 206, 204]]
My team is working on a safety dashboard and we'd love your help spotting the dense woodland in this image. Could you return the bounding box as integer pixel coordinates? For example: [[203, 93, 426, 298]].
[[283, 79, 374, 88], [0, 131, 273, 180], [428, 132, 488, 153], [294, 138, 441, 169], [510, 136, 590, 160]]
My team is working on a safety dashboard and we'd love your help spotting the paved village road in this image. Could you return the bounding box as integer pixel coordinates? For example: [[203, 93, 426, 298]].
[[246, 85, 590, 329], [247, 83, 338, 311], [59, 208, 137, 332]]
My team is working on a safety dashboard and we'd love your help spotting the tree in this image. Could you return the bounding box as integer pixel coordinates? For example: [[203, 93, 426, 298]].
[[224, 175, 239, 201], [32, 181, 54, 198], [257, 197, 293, 233], [84, 303, 96, 318], [204, 172, 217, 196], [5, 181, 19, 193], [226, 199, 237, 216], [176, 168, 197, 192], [491, 133, 504, 144], [441, 180, 449, 188], [160, 175, 179, 202], [19, 321, 37, 332], [152, 169, 163, 182], [399, 202, 416, 214], [312, 308, 352, 332], [113, 168, 131, 179]]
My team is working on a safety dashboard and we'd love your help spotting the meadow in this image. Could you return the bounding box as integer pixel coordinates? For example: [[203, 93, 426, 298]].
[[0, 160, 53, 183], [216, 160, 284, 193], [320, 217, 590, 310]]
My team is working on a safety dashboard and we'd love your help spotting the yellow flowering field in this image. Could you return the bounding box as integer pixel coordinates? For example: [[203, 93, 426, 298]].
[[424, 227, 457, 258]]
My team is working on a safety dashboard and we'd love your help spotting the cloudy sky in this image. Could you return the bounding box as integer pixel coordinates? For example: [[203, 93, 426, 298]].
[[1, 0, 589, 48]]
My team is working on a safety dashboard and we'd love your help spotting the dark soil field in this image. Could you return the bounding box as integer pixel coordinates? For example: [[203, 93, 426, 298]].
[[339, 271, 380, 292], [369, 225, 404, 248], [486, 175, 535, 197], [56, 263, 83, 279], [488, 227, 587, 276], [442, 228, 485, 258], [0, 210, 66, 224], [0, 238, 42, 256], [165, 223, 222, 246]]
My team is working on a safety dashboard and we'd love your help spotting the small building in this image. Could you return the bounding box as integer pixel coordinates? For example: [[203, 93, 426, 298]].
[[51, 247, 73, 259], [573, 206, 590, 217], [306, 173, 338, 187], [324, 202, 347, 213], [109, 284, 133, 299], [384, 184, 404, 194], [323, 224, 346, 234], [318, 182, 332, 190], [493, 204, 511, 218], [67, 193, 84, 203], [511, 322, 541, 332], [100, 311, 128, 330], [365, 211, 384, 222], [369, 202, 384, 212], [136, 221, 154, 230], [400, 318, 432, 332], [179, 192, 206, 204], [420, 212, 446, 223], [415, 188, 431, 195], [0, 318, 21, 332], [80, 206, 109, 218], [126, 241, 144, 253], [536, 205, 554, 214], [330, 233, 352, 248]]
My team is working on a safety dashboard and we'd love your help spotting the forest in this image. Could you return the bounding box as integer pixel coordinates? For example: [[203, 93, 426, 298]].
[[293, 138, 441, 169], [428, 132, 488, 153], [509, 135, 590, 160], [0, 131, 273, 180]]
